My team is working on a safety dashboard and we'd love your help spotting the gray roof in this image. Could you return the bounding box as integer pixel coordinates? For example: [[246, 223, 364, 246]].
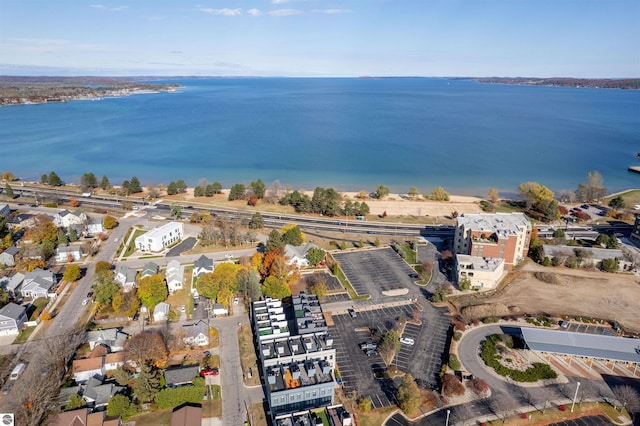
[[0, 302, 26, 320], [182, 320, 209, 339], [84, 376, 124, 406], [542, 245, 627, 261], [4, 246, 19, 256], [87, 328, 128, 348], [163, 365, 199, 386], [194, 255, 214, 276], [284, 243, 318, 261], [6, 273, 25, 292], [522, 327, 640, 363], [141, 261, 159, 278]]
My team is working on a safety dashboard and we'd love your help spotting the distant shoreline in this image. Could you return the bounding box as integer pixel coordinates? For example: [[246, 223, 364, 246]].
[[468, 76, 640, 90]]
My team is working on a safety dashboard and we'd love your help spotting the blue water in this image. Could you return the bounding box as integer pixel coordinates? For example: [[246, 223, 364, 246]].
[[1, 78, 639, 196]]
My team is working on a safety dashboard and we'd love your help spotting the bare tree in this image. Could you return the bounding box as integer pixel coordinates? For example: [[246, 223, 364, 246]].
[[611, 385, 640, 419], [489, 395, 518, 425], [451, 403, 476, 426]]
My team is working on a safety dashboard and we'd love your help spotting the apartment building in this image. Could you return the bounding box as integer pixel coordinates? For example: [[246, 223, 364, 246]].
[[135, 221, 183, 253]]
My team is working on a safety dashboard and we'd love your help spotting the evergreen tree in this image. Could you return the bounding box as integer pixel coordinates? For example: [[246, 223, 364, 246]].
[[65, 393, 86, 411], [5, 183, 14, 199], [40, 174, 48, 184], [194, 186, 204, 197], [248, 212, 264, 229], [57, 229, 68, 246], [48, 171, 62, 186], [176, 179, 187, 194], [129, 176, 142, 193], [68, 227, 78, 242], [228, 183, 246, 201], [205, 184, 216, 197], [167, 181, 178, 195], [211, 181, 222, 194], [250, 178, 266, 199], [100, 175, 110, 190], [132, 365, 161, 403]]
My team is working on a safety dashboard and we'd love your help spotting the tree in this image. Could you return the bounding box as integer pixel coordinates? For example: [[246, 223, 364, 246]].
[[103, 215, 118, 229], [137, 274, 168, 311], [250, 178, 266, 199], [247, 195, 258, 206], [488, 188, 500, 204], [397, 373, 421, 414], [408, 186, 419, 199], [112, 289, 140, 316], [211, 181, 223, 194], [311, 187, 342, 216], [128, 176, 142, 193], [4, 183, 14, 199], [65, 393, 86, 411], [107, 394, 136, 419], [248, 212, 263, 229], [80, 172, 98, 190], [125, 332, 168, 368], [176, 179, 187, 194], [167, 181, 178, 195], [1, 171, 15, 181], [606, 235, 620, 249], [575, 170, 607, 203], [40, 173, 48, 184], [459, 276, 471, 291], [609, 195, 625, 210], [132, 365, 161, 402], [378, 329, 400, 364], [238, 268, 262, 302], [375, 184, 389, 199], [262, 275, 291, 299], [194, 186, 204, 197], [282, 224, 304, 246], [601, 258, 620, 272], [611, 385, 640, 418], [266, 230, 284, 252], [519, 181, 558, 221], [94, 275, 120, 305], [63, 264, 81, 282], [113, 366, 133, 386], [197, 263, 239, 302], [431, 186, 450, 201], [430, 285, 448, 302], [100, 175, 110, 190], [69, 197, 79, 208], [229, 183, 246, 201], [68, 227, 78, 242], [306, 247, 326, 265], [48, 171, 62, 186], [310, 282, 328, 302], [57, 228, 69, 246]]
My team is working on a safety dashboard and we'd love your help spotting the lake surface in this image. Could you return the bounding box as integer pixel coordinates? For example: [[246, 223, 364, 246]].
[[1, 78, 639, 196]]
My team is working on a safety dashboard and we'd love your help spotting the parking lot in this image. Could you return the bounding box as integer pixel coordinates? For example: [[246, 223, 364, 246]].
[[330, 302, 451, 408], [332, 248, 417, 300], [547, 415, 614, 426], [564, 322, 616, 336]]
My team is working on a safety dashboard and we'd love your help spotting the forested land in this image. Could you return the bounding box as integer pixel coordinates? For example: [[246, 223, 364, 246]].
[[472, 77, 640, 90]]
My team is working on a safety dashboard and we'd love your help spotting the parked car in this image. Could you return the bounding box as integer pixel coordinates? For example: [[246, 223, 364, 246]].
[[180, 305, 186, 313], [200, 367, 219, 377], [400, 337, 415, 345], [365, 349, 378, 357], [348, 308, 357, 318], [233, 297, 239, 305], [86, 291, 93, 298], [360, 341, 377, 350], [81, 299, 89, 306], [224, 254, 233, 259]]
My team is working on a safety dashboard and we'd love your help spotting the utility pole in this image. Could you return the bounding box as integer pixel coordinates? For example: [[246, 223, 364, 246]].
[[571, 381, 581, 413]]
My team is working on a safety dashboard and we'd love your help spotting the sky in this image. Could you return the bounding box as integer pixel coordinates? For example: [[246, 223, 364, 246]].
[[0, 0, 638, 77]]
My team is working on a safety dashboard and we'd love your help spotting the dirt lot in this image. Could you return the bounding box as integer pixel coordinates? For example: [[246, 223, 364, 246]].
[[451, 261, 640, 333]]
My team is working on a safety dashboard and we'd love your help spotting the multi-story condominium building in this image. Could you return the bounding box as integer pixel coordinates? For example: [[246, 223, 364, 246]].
[[455, 254, 505, 290], [135, 221, 183, 253], [253, 294, 336, 419], [454, 212, 532, 270]]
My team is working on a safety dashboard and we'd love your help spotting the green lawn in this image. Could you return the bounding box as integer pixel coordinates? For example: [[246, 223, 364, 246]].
[[26, 297, 49, 320], [604, 189, 640, 207], [13, 326, 36, 344]]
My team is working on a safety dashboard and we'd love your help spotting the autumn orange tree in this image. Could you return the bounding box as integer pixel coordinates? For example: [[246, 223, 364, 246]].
[[137, 274, 168, 311], [124, 331, 168, 368], [63, 264, 81, 282], [196, 263, 239, 307], [103, 215, 118, 230]]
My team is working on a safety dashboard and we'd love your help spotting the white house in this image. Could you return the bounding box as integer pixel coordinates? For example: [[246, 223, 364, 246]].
[[182, 321, 210, 347], [166, 260, 184, 294], [55, 245, 83, 263], [87, 328, 129, 352], [0, 302, 28, 335], [53, 209, 88, 229], [86, 218, 104, 235], [153, 302, 170, 322], [193, 255, 214, 278], [0, 246, 19, 267], [135, 221, 183, 253], [284, 243, 319, 268], [72, 357, 104, 383], [212, 303, 228, 317], [5, 272, 25, 298], [115, 266, 137, 292], [140, 261, 159, 279], [21, 268, 56, 298]]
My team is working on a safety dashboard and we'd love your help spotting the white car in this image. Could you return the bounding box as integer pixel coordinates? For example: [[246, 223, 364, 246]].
[[224, 254, 233, 259], [82, 299, 89, 306], [180, 305, 186, 313], [400, 337, 415, 345], [233, 297, 239, 305]]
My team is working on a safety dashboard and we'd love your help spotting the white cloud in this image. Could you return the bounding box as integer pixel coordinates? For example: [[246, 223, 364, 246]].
[[247, 8, 262, 16], [268, 8, 303, 16], [90, 4, 128, 12], [312, 9, 351, 15], [196, 7, 242, 16]]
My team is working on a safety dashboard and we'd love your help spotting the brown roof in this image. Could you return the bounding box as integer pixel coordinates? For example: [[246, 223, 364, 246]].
[[88, 345, 109, 358], [105, 352, 124, 364], [72, 357, 103, 373], [86, 412, 106, 426], [48, 409, 88, 426], [171, 405, 202, 426]]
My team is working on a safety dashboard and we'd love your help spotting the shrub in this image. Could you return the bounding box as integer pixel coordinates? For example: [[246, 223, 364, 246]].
[[453, 331, 462, 341], [448, 354, 461, 371], [483, 316, 499, 324], [442, 374, 465, 397], [469, 377, 489, 394], [558, 405, 566, 412]]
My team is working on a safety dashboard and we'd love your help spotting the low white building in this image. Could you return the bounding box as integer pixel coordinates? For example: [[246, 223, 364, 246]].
[[135, 222, 183, 253], [0, 246, 19, 267], [455, 254, 505, 290], [154, 302, 170, 322], [115, 265, 137, 292], [53, 209, 88, 229], [182, 321, 210, 347], [55, 245, 83, 262], [284, 243, 319, 268], [21, 268, 56, 298]]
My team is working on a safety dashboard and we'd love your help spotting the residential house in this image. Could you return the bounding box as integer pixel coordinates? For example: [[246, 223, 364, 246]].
[[55, 245, 83, 262], [327, 405, 353, 426], [154, 302, 170, 322], [542, 245, 632, 271], [7, 213, 34, 230], [171, 405, 202, 426], [140, 261, 160, 279], [22, 246, 44, 261], [455, 255, 505, 290], [5, 272, 25, 298], [72, 357, 104, 383], [86, 217, 104, 235], [104, 352, 125, 372], [115, 265, 137, 292], [212, 303, 228, 317], [0, 203, 10, 217], [182, 321, 210, 347], [82, 376, 125, 408], [0, 302, 28, 335], [53, 209, 88, 229], [21, 268, 56, 298], [454, 212, 532, 270], [0, 245, 19, 266], [87, 328, 129, 351], [284, 243, 319, 268], [193, 255, 214, 278], [135, 221, 183, 253], [164, 365, 199, 387], [47, 408, 122, 426], [166, 259, 185, 294]]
